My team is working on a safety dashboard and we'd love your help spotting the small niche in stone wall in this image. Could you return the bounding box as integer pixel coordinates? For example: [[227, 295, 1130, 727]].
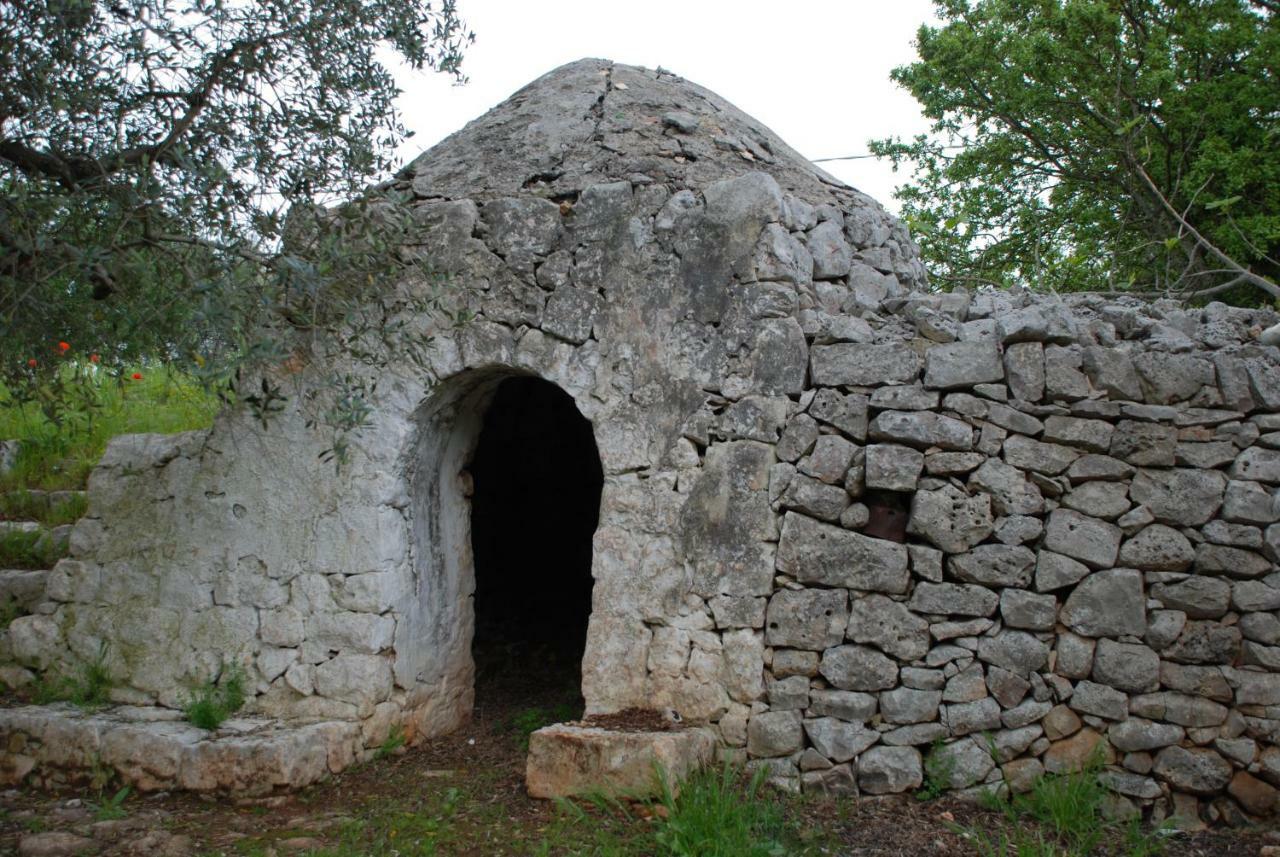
[[862, 491, 909, 543]]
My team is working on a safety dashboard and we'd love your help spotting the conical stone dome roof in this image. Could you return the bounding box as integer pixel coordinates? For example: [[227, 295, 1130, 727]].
[[393, 58, 925, 291]]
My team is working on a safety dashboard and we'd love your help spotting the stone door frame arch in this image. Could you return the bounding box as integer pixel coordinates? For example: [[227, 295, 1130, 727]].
[[402, 363, 603, 727]]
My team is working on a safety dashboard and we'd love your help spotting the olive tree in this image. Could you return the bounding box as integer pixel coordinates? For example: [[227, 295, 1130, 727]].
[[1, 0, 472, 452]]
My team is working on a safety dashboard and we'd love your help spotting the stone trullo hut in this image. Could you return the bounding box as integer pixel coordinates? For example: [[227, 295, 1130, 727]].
[[3, 59, 1280, 823]]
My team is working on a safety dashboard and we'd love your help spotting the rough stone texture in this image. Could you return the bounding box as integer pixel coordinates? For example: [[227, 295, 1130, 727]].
[[5, 57, 1279, 818], [858, 746, 923, 794], [1061, 569, 1146, 637], [526, 725, 717, 798], [0, 705, 362, 795]]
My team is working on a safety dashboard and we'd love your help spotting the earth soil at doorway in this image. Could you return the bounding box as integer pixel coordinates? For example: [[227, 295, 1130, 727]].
[[1, 667, 1276, 856]]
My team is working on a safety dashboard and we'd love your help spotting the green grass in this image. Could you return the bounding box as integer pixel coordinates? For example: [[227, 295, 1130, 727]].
[[0, 365, 220, 491], [30, 645, 114, 709], [0, 528, 66, 569], [509, 703, 578, 750], [373, 725, 407, 760], [0, 596, 23, 629], [91, 786, 131, 822], [955, 752, 1168, 857], [0, 490, 87, 526], [652, 762, 801, 857], [185, 662, 248, 730]]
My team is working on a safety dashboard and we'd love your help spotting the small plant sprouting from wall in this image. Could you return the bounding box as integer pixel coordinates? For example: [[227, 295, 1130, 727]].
[[30, 644, 114, 709], [185, 662, 248, 730], [916, 737, 959, 802]]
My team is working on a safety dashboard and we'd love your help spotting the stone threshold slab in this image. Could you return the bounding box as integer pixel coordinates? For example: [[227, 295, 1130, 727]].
[[0, 704, 363, 795], [525, 723, 718, 799]]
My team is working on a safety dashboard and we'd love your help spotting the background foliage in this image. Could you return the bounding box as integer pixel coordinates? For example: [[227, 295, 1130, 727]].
[[1, 0, 472, 449], [874, 0, 1280, 303]]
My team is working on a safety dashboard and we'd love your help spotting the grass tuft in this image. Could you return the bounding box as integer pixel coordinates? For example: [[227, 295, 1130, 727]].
[[0, 491, 87, 527], [0, 528, 65, 569], [30, 645, 114, 709], [184, 662, 248, 730], [917, 736, 959, 801], [653, 762, 792, 857], [955, 750, 1168, 857]]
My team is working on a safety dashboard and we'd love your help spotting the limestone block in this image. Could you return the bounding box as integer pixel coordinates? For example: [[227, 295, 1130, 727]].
[[969, 459, 1044, 516], [803, 717, 878, 763], [1004, 435, 1080, 475], [775, 512, 908, 594], [1153, 746, 1233, 796], [924, 340, 1004, 390], [858, 746, 923, 794], [1151, 577, 1231, 619], [909, 582, 998, 617], [747, 710, 803, 757], [950, 544, 1037, 588], [1061, 569, 1146, 637], [1043, 509, 1121, 569], [864, 444, 924, 492], [869, 410, 973, 451], [1004, 342, 1046, 402], [1091, 640, 1159, 693], [846, 593, 929, 661], [1130, 468, 1227, 526], [810, 343, 920, 387], [819, 645, 898, 692], [1119, 525, 1194, 571], [906, 485, 994, 553], [807, 389, 869, 440], [526, 725, 716, 799], [808, 689, 877, 722]]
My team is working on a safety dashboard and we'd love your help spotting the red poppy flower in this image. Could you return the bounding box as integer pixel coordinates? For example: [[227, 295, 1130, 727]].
[[57, 341, 70, 353], [89, 354, 100, 363], [131, 372, 143, 380], [27, 358, 37, 367]]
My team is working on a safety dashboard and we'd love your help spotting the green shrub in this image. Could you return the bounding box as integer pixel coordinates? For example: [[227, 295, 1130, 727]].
[[184, 663, 248, 730]]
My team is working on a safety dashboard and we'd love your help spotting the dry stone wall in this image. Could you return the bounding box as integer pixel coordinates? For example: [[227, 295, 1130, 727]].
[[725, 290, 1280, 825]]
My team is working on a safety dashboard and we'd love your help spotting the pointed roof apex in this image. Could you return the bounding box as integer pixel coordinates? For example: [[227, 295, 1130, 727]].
[[402, 59, 881, 211]]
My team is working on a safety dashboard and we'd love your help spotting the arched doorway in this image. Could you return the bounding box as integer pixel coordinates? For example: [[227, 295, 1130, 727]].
[[466, 376, 603, 720]]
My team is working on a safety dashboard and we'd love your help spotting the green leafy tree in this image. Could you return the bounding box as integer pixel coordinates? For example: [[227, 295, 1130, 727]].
[[1, 0, 472, 438], [873, 0, 1280, 303]]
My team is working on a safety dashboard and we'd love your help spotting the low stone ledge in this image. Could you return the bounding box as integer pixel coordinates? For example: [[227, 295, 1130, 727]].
[[525, 723, 718, 799], [0, 704, 363, 795]]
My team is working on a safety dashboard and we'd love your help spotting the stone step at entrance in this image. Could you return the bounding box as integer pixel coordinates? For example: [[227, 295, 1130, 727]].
[[525, 722, 717, 799]]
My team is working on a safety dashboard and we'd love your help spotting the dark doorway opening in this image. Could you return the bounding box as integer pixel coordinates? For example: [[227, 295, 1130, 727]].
[[468, 376, 603, 722]]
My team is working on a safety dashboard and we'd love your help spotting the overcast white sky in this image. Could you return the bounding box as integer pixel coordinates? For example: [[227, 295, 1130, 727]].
[[390, 1, 940, 211]]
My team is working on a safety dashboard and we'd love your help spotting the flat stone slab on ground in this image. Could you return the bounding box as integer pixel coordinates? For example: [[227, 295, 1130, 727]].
[[525, 723, 717, 799], [0, 704, 363, 795]]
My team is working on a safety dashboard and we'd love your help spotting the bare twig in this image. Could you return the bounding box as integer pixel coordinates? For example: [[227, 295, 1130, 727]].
[[1130, 158, 1280, 299]]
